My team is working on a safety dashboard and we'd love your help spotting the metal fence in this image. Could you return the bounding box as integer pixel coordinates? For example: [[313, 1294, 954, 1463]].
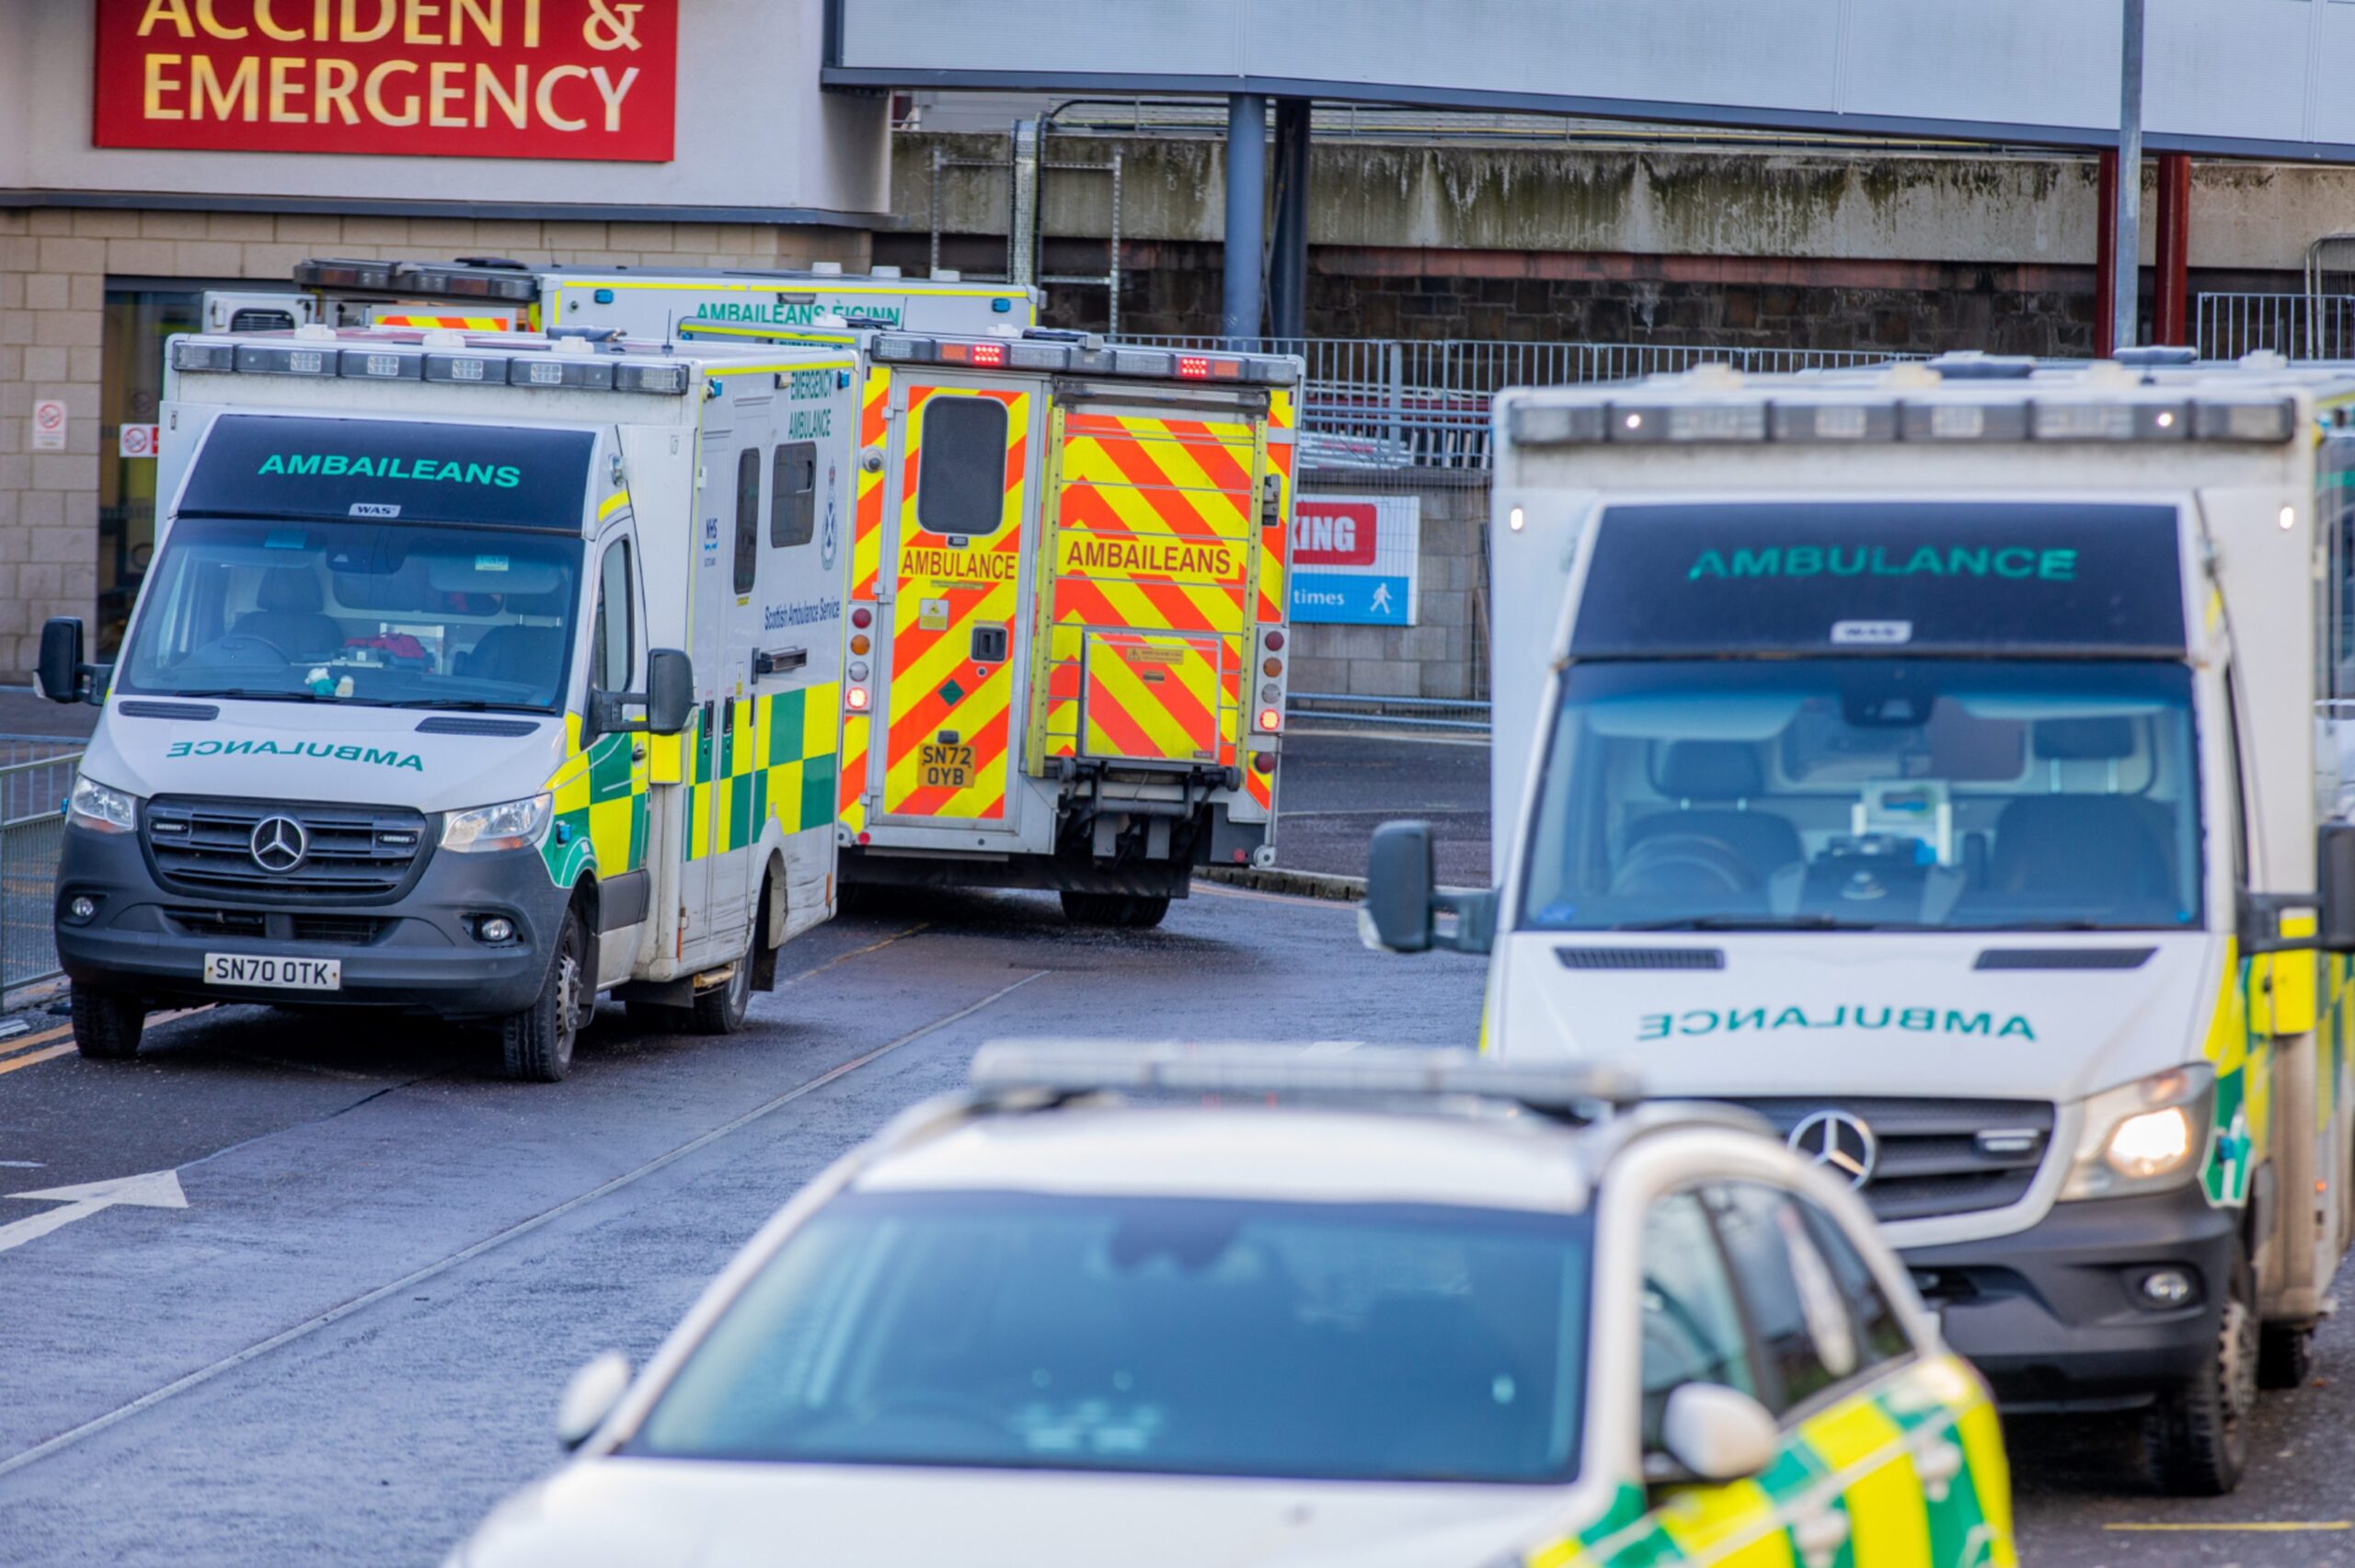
[[1116, 336, 1920, 470], [0, 740, 82, 998], [1286, 692, 1492, 734], [2193, 291, 2355, 361]]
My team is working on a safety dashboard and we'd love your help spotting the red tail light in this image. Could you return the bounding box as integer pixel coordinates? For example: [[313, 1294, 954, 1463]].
[[1258, 707, 1282, 732]]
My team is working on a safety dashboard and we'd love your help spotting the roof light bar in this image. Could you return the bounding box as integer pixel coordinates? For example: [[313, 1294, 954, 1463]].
[[508, 355, 615, 391], [1899, 401, 2030, 441], [968, 1041, 1643, 1111], [1769, 403, 1897, 442], [2196, 398, 2298, 442], [1510, 394, 2294, 447], [339, 349, 422, 381], [293, 258, 397, 292], [170, 336, 695, 395], [233, 342, 335, 377], [171, 339, 236, 372]]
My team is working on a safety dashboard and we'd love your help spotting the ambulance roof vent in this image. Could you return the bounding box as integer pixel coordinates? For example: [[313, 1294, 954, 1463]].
[[2241, 349, 2290, 371], [550, 335, 594, 355], [810, 261, 844, 276], [421, 330, 465, 349], [934, 269, 962, 282], [1681, 362, 1742, 389], [870, 265, 903, 279], [2116, 346, 2200, 368], [293, 324, 336, 342], [1924, 350, 2035, 380]]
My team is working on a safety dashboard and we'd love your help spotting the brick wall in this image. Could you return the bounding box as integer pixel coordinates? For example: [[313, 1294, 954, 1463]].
[[1285, 473, 1488, 703], [0, 207, 869, 675]]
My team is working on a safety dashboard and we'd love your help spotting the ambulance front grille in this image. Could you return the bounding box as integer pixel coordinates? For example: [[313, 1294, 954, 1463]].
[[1729, 1097, 2055, 1223], [144, 797, 429, 901]]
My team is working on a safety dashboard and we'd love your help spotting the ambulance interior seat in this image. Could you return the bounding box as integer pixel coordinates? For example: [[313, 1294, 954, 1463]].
[[459, 591, 570, 688], [1984, 717, 2175, 900], [231, 567, 345, 660], [1616, 741, 1803, 894]]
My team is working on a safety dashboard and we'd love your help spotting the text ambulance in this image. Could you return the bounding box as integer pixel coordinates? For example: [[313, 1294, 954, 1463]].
[[684, 322, 1304, 925], [1366, 353, 2355, 1494], [44, 324, 859, 1081]]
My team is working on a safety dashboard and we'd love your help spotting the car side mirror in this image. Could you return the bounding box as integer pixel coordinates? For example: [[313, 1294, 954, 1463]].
[[38, 617, 100, 705], [1361, 819, 1496, 955], [587, 647, 695, 739], [554, 1350, 632, 1450], [1652, 1383, 1779, 1485]]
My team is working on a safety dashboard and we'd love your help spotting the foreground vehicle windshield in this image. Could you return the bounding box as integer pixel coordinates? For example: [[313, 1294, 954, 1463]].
[[634, 1191, 1590, 1483], [118, 518, 582, 713], [1522, 659, 2200, 932]]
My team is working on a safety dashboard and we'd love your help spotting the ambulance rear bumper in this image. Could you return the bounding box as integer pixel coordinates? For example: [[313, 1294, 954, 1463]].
[[1902, 1185, 2237, 1412]]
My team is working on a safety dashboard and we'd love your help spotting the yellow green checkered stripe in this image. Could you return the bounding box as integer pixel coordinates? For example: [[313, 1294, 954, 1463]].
[[542, 717, 649, 887], [686, 681, 841, 861], [1529, 1356, 2014, 1568]]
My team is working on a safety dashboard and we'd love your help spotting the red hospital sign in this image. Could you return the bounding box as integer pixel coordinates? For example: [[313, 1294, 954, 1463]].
[[93, 0, 677, 162], [1292, 499, 1378, 567]]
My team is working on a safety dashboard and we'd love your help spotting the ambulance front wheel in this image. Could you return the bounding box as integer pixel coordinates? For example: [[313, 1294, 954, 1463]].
[[692, 953, 753, 1035], [498, 908, 587, 1083], [70, 986, 147, 1059], [2142, 1247, 2257, 1495], [1061, 892, 1169, 929]]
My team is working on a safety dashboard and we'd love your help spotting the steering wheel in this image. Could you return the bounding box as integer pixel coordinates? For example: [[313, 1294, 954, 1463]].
[[1609, 834, 1759, 898]]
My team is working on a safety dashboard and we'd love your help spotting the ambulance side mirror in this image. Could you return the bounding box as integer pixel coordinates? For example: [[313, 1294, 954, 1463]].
[[2319, 823, 2355, 953], [1361, 819, 1495, 956], [37, 617, 100, 706], [1650, 1384, 1779, 1486], [587, 647, 694, 738]]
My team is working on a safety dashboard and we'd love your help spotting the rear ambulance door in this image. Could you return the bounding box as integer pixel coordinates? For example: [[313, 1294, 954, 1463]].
[[1033, 394, 1261, 782], [562, 505, 653, 983], [874, 373, 1040, 835], [682, 408, 740, 962], [737, 364, 850, 933]]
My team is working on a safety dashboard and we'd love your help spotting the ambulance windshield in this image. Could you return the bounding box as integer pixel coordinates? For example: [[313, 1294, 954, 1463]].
[[116, 517, 582, 714], [633, 1191, 1591, 1485], [1521, 659, 2201, 933]]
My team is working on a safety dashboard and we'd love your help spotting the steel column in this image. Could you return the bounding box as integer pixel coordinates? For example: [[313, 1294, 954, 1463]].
[[2154, 152, 2191, 347], [1269, 98, 1312, 340], [2112, 0, 2146, 351], [1222, 93, 1267, 346], [2095, 148, 2119, 359]]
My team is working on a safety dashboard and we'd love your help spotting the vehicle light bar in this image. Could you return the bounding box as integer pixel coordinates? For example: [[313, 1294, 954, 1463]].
[[391, 261, 538, 303], [1511, 394, 2300, 447], [339, 349, 422, 381], [173, 334, 695, 396], [293, 258, 398, 292], [171, 339, 237, 372], [969, 1041, 1643, 1112], [233, 342, 335, 377], [871, 333, 1300, 386], [508, 356, 616, 391]]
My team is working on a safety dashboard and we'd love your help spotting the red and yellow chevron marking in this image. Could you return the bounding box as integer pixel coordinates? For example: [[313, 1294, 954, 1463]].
[[371, 314, 517, 331], [1246, 756, 1274, 811], [850, 367, 890, 601], [838, 710, 870, 835], [881, 383, 1031, 823], [1081, 632, 1224, 764], [1258, 389, 1295, 625]]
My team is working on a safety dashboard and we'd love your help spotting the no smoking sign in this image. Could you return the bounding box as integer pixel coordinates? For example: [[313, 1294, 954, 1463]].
[[30, 400, 66, 452]]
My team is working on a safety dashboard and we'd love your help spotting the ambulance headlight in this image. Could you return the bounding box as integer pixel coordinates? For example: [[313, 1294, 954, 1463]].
[[2060, 1064, 2213, 1200], [67, 774, 140, 835], [440, 794, 553, 853]]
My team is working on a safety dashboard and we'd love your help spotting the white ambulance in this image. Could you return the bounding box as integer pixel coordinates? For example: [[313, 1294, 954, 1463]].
[[277, 257, 1039, 338], [1365, 351, 2355, 1494], [44, 324, 860, 1081]]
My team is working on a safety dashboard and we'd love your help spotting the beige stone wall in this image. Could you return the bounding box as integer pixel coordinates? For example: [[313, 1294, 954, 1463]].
[[0, 206, 872, 675]]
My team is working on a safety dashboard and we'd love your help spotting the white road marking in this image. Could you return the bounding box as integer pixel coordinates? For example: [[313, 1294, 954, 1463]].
[[0, 1169, 188, 1256]]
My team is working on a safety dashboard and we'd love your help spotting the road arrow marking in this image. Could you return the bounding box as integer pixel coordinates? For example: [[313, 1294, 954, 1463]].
[[0, 1169, 187, 1255]]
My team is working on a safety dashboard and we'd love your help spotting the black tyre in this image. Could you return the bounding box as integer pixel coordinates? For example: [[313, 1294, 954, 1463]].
[[499, 908, 586, 1082], [2142, 1251, 2257, 1495], [71, 987, 146, 1059], [1060, 891, 1170, 929], [2258, 1322, 2315, 1391], [691, 952, 752, 1036]]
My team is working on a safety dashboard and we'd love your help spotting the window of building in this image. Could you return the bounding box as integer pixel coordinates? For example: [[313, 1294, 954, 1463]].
[[99, 287, 202, 657]]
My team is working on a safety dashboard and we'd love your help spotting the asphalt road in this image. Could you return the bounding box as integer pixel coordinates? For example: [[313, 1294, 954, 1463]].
[[0, 884, 1488, 1567], [1272, 726, 1491, 886]]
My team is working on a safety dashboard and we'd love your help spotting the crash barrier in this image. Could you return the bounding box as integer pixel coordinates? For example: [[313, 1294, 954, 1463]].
[[1287, 692, 1491, 734], [0, 740, 85, 1000], [1113, 337, 1919, 471], [2193, 292, 2355, 361]]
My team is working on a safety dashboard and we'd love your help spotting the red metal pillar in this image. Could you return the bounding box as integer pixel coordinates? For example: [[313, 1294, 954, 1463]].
[[2095, 148, 2119, 358], [2154, 153, 2191, 347]]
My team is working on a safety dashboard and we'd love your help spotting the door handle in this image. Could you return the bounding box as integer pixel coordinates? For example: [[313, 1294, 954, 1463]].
[[1792, 1506, 1849, 1568], [1912, 1437, 1964, 1501], [631, 744, 647, 762], [753, 647, 809, 678]]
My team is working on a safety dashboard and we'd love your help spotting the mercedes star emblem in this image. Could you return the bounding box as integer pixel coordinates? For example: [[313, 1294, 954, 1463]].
[[1787, 1109, 1878, 1187], [250, 815, 308, 874]]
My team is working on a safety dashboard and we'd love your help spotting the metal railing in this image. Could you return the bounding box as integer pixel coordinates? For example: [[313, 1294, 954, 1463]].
[[0, 741, 82, 999], [1287, 692, 1491, 734], [1117, 336, 1918, 470]]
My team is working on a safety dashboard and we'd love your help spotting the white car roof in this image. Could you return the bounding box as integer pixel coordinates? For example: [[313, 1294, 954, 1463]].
[[853, 1104, 1595, 1214]]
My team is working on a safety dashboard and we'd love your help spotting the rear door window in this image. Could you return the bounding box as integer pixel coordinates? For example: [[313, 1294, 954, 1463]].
[[916, 396, 1007, 537]]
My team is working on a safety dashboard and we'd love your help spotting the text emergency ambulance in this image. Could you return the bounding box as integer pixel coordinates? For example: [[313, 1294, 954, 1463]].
[[1365, 351, 2355, 1494], [42, 324, 861, 1082], [262, 257, 1040, 338], [684, 321, 1303, 926]]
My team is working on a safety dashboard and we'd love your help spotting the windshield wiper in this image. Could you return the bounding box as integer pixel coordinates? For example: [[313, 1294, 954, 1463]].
[[155, 689, 325, 703], [405, 699, 546, 714], [1620, 913, 1868, 932]]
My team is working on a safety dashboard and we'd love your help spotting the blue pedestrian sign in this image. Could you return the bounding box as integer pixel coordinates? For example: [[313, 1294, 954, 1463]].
[[1292, 572, 1412, 625]]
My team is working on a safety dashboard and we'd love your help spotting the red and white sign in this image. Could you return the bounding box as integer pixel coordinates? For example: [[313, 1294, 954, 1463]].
[[31, 400, 67, 453], [120, 424, 162, 459], [93, 0, 678, 163], [1292, 498, 1379, 567]]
